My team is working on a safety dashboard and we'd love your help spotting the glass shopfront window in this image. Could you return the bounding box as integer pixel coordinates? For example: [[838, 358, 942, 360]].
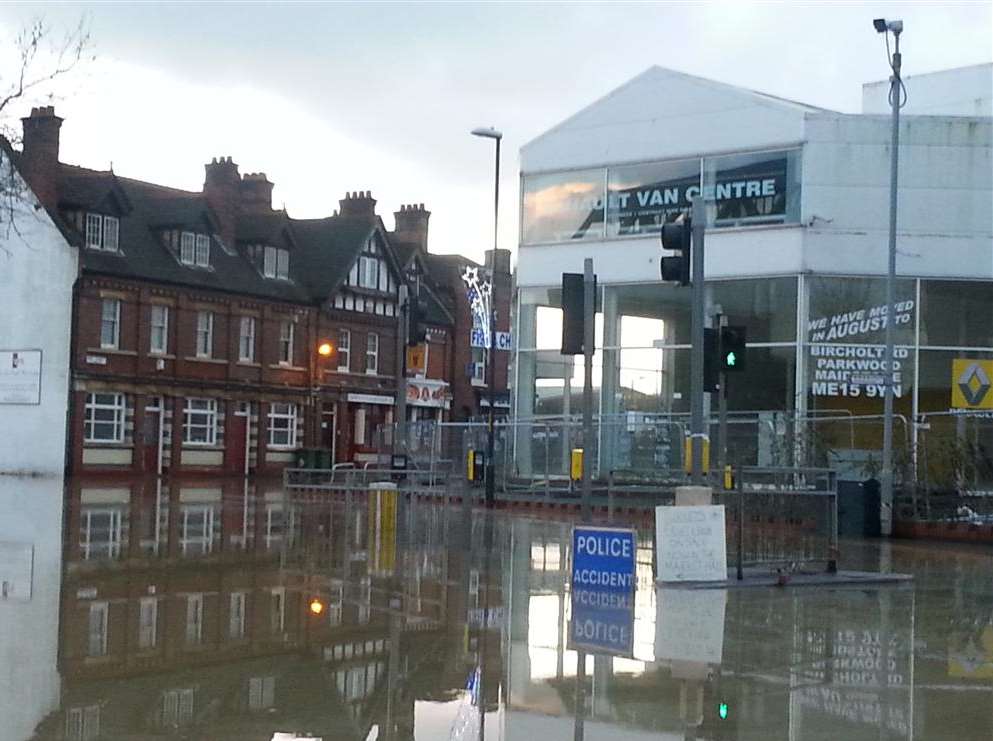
[[920, 280, 993, 348], [521, 149, 802, 246], [702, 148, 802, 227], [521, 169, 606, 244]]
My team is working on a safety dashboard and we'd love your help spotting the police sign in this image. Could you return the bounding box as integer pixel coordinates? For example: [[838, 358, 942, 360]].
[[571, 525, 637, 592]]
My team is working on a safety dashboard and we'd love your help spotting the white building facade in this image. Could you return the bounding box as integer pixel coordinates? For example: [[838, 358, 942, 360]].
[[513, 66, 993, 482], [0, 141, 78, 476]]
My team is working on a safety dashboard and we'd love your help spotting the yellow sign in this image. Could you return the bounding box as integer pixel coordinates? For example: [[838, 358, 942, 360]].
[[406, 344, 427, 375], [950, 359, 993, 409]]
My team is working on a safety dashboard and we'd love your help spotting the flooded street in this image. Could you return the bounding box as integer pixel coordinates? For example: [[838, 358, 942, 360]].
[[1, 476, 990, 740]]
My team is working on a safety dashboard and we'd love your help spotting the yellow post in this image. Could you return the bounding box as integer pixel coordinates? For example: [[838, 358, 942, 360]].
[[467, 448, 475, 482], [683, 437, 710, 475], [570, 448, 584, 481], [723, 464, 734, 490]]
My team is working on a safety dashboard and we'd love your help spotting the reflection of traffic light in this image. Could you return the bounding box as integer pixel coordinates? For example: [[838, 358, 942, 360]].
[[309, 598, 325, 616], [720, 326, 747, 373], [660, 217, 692, 286], [702, 676, 738, 740]]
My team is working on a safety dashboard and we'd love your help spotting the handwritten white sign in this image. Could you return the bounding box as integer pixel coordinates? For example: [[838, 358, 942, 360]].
[[656, 505, 727, 582]]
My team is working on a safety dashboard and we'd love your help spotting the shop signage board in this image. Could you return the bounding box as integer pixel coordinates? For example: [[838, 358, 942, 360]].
[[571, 525, 637, 592], [655, 505, 727, 582], [951, 359, 993, 410], [568, 587, 635, 657], [0, 350, 41, 405], [470, 329, 512, 350]]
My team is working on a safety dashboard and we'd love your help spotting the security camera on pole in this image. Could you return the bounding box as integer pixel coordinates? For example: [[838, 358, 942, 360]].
[[873, 17, 904, 537]]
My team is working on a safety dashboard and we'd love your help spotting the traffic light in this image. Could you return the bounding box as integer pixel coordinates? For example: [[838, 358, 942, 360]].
[[407, 298, 427, 346], [561, 273, 584, 355], [703, 327, 719, 392], [660, 216, 692, 286], [720, 326, 747, 373]]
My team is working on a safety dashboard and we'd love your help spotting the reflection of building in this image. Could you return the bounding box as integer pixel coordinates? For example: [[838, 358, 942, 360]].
[[513, 65, 992, 483]]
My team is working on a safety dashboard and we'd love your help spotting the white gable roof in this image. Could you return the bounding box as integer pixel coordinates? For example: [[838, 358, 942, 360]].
[[521, 66, 828, 173]]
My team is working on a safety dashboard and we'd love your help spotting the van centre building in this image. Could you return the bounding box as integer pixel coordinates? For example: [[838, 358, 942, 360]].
[[511, 65, 993, 480]]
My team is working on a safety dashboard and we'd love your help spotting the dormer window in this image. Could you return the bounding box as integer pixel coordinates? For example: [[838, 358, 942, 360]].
[[180, 232, 210, 267], [263, 246, 289, 280], [85, 213, 119, 252]]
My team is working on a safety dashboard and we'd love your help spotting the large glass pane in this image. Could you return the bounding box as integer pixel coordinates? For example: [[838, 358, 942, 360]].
[[606, 158, 699, 237], [702, 148, 802, 227], [920, 280, 993, 348], [521, 169, 605, 244], [710, 277, 798, 343]]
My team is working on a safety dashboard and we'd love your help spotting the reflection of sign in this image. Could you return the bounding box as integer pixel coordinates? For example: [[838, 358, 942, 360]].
[[951, 359, 993, 409], [949, 623, 993, 679], [0, 350, 41, 405], [368, 485, 397, 575], [468, 606, 506, 629], [810, 346, 907, 398], [406, 379, 451, 409], [568, 588, 635, 657], [656, 505, 727, 582], [571, 526, 636, 591], [0, 541, 34, 601], [654, 588, 726, 664]]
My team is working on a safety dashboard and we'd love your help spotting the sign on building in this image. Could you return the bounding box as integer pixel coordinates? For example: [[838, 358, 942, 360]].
[[951, 359, 993, 410], [0, 350, 41, 405], [655, 505, 727, 582]]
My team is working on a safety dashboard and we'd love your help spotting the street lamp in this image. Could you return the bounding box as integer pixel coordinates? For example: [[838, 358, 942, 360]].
[[873, 17, 904, 536], [471, 126, 502, 508]]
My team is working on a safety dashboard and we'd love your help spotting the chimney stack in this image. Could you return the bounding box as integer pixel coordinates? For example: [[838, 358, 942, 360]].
[[239, 172, 274, 213], [393, 203, 431, 253], [203, 156, 240, 245], [338, 190, 377, 219], [20, 106, 63, 211]]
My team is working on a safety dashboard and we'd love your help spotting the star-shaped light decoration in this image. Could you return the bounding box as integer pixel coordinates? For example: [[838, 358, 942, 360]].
[[461, 264, 492, 347]]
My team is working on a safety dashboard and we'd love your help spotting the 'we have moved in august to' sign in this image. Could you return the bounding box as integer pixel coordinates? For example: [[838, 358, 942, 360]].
[[656, 505, 727, 582]]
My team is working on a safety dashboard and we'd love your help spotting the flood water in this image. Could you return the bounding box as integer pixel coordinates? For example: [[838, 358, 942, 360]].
[[1, 475, 991, 740]]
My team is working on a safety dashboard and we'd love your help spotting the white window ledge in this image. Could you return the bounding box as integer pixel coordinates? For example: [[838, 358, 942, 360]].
[[89, 347, 138, 357], [185, 356, 227, 365]]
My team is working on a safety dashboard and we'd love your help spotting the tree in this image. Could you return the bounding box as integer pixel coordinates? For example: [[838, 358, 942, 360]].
[[0, 17, 92, 236]]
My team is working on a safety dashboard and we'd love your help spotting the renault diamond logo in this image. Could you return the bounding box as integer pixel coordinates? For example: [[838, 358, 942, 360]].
[[958, 363, 991, 407]]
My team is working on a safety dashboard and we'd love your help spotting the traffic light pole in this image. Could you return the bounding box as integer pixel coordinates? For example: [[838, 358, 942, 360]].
[[690, 197, 706, 485], [581, 257, 595, 522], [716, 313, 728, 482]]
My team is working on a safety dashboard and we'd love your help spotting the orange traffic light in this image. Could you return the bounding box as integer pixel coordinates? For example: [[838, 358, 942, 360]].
[[309, 598, 325, 615], [317, 341, 334, 357]]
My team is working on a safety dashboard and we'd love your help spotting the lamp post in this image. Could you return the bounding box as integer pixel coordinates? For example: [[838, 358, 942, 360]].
[[471, 126, 502, 508], [874, 17, 904, 536], [311, 339, 334, 454]]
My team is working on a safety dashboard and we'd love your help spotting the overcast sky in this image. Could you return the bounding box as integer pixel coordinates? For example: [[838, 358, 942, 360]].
[[0, 2, 990, 263]]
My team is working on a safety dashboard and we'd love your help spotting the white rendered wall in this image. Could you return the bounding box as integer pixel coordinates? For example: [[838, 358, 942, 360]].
[[800, 112, 993, 279], [0, 152, 77, 476], [0, 476, 63, 739], [862, 64, 993, 117]]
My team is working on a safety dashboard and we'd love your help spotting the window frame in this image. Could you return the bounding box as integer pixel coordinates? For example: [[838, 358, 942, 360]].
[[101, 215, 119, 252], [149, 304, 169, 355], [100, 298, 121, 349], [183, 397, 218, 446], [276, 248, 290, 280], [185, 594, 204, 645], [88, 601, 109, 657], [278, 320, 295, 366], [263, 245, 277, 278], [84, 392, 126, 443], [85, 213, 102, 250], [238, 316, 256, 362], [267, 403, 298, 448], [194, 234, 210, 267], [180, 232, 196, 265], [195, 311, 213, 358], [138, 596, 158, 650], [229, 591, 247, 640], [338, 329, 350, 372], [366, 332, 379, 375]]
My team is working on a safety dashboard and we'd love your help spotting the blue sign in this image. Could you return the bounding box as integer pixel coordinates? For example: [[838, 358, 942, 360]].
[[571, 525, 637, 592], [569, 587, 635, 657]]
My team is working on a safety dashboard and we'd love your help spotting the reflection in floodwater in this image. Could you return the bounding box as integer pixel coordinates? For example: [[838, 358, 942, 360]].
[[5, 476, 992, 740]]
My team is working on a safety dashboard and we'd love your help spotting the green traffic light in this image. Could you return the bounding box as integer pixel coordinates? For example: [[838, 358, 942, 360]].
[[725, 352, 736, 367], [719, 702, 729, 720]]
